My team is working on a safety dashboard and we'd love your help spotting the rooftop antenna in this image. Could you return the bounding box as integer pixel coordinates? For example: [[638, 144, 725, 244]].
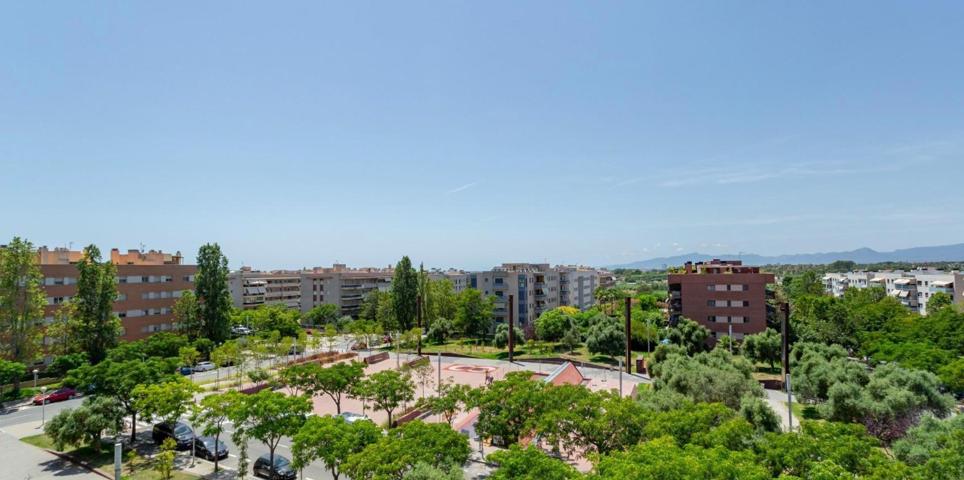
[[140, 242, 146, 253]]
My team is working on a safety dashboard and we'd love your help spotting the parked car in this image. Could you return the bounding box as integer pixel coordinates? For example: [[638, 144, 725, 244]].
[[152, 421, 195, 450], [253, 453, 296, 480], [178, 366, 194, 376], [231, 325, 253, 336], [337, 412, 372, 424], [32, 387, 77, 405], [193, 436, 228, 461], [193, 361, 216, 372]]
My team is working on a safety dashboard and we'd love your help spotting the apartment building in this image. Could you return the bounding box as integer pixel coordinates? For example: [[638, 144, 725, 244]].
[[428, 269, 470, 293], [38, 247, 196, 341], [469, 263, 599, 327], [824, 268, 963, 315], [597, 269, 616, 289], [668, 260, 775, 342], [299, 264, 393, 317], [557, 265, 599, 310], [228, 267, 302, 310]]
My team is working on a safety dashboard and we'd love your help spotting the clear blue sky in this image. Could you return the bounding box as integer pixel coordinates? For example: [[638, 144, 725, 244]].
[[2, 2, 963, 270]]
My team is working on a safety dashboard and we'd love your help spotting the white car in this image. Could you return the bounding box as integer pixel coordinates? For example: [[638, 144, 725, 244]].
[[193, 361, 216, 372], [338, 412, 372, 424]]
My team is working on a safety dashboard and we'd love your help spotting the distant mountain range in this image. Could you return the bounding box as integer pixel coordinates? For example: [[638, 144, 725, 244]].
[[608, 243, 964, 270]]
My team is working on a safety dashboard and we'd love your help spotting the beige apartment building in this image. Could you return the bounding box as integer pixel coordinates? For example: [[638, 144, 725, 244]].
[[428, 269, 470, 293], [299, 264, 394, 317], [38, 247, 196, 341], [824, 268, 963, 315], [228, 267, 302, 310]]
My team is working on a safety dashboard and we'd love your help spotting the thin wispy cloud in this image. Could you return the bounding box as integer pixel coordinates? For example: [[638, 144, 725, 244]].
[[446, 182, 478, 195], [657, 162, 904, 188]]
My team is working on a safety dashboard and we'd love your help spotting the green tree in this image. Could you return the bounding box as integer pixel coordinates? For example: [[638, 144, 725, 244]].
[[585, 317, 625, 360], [392, 256, 419, 331], [303, 304, 339, 327], [535, 308, 575, 342], [592, 436, 768, 480], [312, 361, 366, 414], [786, 270, 826, 299], [73, 245, 121, 364], [892, 414, 963, 466], [426, 317, 453, 344], [191, 391, 241, 473], [651, 349, 763, 409], [357, 369, 415, 427], [488, 445, 581, 480], [0, 359, 26, 399], [292, 414, 381, 480], [471, 371, 547, 446], [155, 438, 176, 480], [46, 352, 88, 378], [178, 345, 200, 371], [344, 420, 470, 480], [665, 317, 710, 354], [927, 291, 953, 313], [66, 356, 177, 442], [132, 377, 200, 425], [173, 291, 201, 339], [0, 237, 45, 376], [738, 395, 781, 433], [425, 279, 458, 327], [234, 390, 312, 475], [402, 463, 463, 480], [359, 290, 382, 322], [418, 382, 471, 425], [44, 396, 124, 451], [560, 325, 582, 354], [454, 288, 495, 340], [492, 323, 523, 349], [195, 243, 232, 343], [741, 328, 781, 371]]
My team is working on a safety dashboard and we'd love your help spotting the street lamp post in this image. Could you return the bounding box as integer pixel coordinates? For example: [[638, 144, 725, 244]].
[[618, 359, 623, 396], [33, 369, 39, 389], [40, 386, 48, 426]]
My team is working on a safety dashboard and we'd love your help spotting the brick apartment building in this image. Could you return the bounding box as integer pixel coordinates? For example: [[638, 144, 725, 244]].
[[668, 260, 774, 342], [38, 247, 196, 342]]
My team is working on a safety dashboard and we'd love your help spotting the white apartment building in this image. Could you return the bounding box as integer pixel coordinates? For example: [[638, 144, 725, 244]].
[[824, 268, 963, 315], [470, 263, 599, 327], [228, 268, 302, 310]]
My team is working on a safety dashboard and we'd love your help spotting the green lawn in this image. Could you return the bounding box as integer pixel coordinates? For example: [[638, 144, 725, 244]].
[[21, 434, 197, 480]]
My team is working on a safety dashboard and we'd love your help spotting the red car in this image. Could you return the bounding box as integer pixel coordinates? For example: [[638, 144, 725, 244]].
[[33, 387, 77, 405]]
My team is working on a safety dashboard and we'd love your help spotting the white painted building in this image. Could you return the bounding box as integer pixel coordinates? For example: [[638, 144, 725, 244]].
[[823, 268, 963, 315]]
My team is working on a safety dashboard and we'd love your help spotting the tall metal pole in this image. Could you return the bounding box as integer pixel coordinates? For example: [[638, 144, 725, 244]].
[[437, 352, 442, 395], [781, 301, 793, 431], [508, 295, 515, 363], [416, 295, 422, 356], [618, 359, 623, 396], [114, 440, 122, 480], [624, 297, 632, 374]]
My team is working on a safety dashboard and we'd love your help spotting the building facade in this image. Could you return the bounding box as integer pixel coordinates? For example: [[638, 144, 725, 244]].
[[668, 260, 775, 342], [228, 267, 302, 310], [824, 268, 962, 315], [38, 247, 196, 341], [470, 263, 599, 327], [428, 269, 470, 293], [299, 264, 394, 317]]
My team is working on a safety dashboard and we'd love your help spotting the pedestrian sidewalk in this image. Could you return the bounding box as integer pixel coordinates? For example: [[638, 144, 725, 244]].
[[0, 428, 102, 480]]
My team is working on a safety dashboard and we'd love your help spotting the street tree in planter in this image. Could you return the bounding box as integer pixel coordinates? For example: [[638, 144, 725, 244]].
[[357, 369, 414, 427], [292, 414, 381, 480]]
